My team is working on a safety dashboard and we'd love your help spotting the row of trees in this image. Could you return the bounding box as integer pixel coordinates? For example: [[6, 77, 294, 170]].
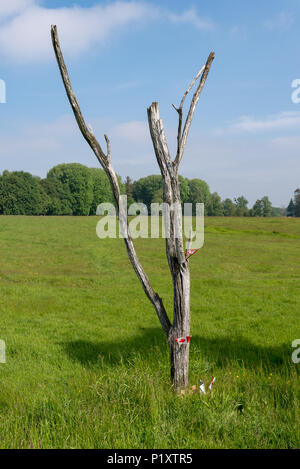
[[0, 165, 121, 216], [0, 164, 288, 216], [126, 175, 281, 217], [286, 189, 300, 217]]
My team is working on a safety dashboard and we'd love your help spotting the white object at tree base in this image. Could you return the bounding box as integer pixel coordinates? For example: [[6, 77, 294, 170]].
[[199, 380, 206, 394], [208, 377, 216, 390], [176, 336, 191, 346]]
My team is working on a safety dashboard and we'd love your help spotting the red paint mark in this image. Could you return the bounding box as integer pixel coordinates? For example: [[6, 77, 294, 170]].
[[185, 249, 199, 257], [176, 336, 191, 345]]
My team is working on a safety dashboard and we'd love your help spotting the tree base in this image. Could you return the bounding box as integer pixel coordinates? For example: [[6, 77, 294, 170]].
[[169, 334, 190, 392]]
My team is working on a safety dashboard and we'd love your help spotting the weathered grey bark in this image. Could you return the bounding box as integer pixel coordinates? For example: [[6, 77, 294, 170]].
[[147, 54, 214, 389], [51, 25, 214, 391]]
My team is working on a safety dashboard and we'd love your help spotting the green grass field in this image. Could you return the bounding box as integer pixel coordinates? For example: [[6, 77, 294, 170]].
[[0, 216, 299, 449]]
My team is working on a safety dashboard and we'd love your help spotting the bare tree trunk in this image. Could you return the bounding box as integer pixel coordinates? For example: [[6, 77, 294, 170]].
[[51, 25, 214, 392], [146, 57, 214, 389], [168, 263, 190, 389]]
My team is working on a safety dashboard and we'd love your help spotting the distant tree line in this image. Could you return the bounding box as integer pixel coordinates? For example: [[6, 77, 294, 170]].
[[0, 163, 291, 217], [0, 164, 121, 216], [286, 189, 300, 217], [123, 175, 284, 217]]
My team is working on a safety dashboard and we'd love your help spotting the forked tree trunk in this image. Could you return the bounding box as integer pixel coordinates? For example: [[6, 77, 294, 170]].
[[147, 102, 191, 389], [51, 25, 214, 392]]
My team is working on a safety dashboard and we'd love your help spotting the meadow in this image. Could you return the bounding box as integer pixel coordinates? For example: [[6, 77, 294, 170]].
[[0, 215, 299, 449]]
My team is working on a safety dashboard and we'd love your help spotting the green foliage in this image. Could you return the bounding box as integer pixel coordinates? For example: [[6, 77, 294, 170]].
[[0, 171, 41, 215], [234, 196, 249, 217], [287, 199, 295, 217], [294, 189, 300, 217], [133, 175, 163, 210], [188, 179, 210, 206], [252, 199, 263, 217], [178, 175, 190, 204], [252, 197, 274, 218], [88, 168, 115, 215], [271, 207, 285, 217], [47, 163, 93, 216], [39, 178, 73, 215], [124, 176, 135, 206], [151, 188, 163, 204], [223, 198, 236, 216], [0, 164, 295, 218], [207, 192, 224, 216], [0, 216, 299, 448], [284, 189, 300, 218], [261, 196, 273, 217], [38, 181, 51, 216]]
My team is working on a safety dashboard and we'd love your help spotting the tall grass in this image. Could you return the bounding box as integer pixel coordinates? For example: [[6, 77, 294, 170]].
[[0, 216, 299, 448]]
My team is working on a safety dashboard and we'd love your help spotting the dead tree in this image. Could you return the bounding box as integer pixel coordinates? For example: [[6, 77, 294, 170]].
[[51, 25, 214, 391]]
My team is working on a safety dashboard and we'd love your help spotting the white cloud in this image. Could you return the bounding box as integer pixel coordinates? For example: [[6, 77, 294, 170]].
[[112, 121, 149, 142], [0, 2, 215, 63], [214, 111, 300, 134], [270, 135, 300, 146], [0, 0, 34, 21], [0, 1, 155, 62], [263, 12, 294, 31], [168, 7, 214, 30]]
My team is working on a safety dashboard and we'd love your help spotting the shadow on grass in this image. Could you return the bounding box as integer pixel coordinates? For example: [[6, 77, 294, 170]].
[[61, 327, 292, 372], [192, 335, 290, 371], [60, 327, 166, 367]]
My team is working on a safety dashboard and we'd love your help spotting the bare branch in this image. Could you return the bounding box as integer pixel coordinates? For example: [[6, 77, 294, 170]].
[[51, 25, 171, 336], [179, 65, 205, 110], [147, 102, 173, 176], [88, 123, 94, 135], [174, 52, 215, 168], [172, 105, 183, 166], [148, 102, 186, 266], [51, 25, 106, 167], [173, 65, 205, 165], [104, 134, 111, 160]]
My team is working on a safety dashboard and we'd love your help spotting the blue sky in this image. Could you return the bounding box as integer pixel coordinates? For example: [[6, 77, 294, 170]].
[[1, 0, 300, 206]]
